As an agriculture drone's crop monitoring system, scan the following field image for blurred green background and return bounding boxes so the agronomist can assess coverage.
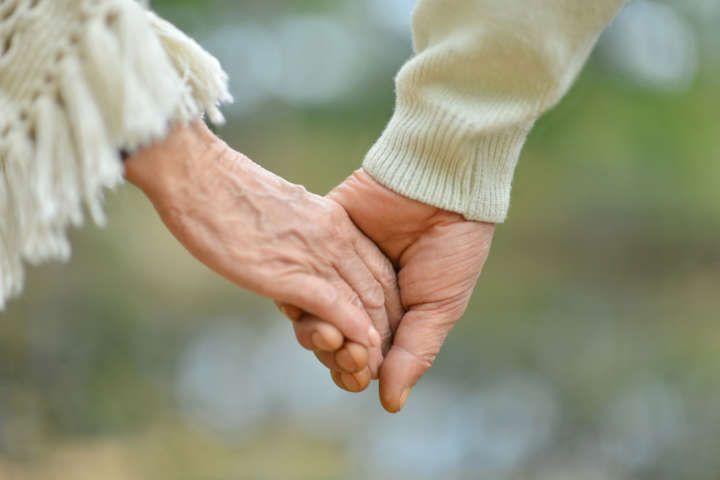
[2,0,720,478]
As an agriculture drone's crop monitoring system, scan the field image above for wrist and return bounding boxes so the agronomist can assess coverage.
[354,169,489,228]
[331,169,495,260]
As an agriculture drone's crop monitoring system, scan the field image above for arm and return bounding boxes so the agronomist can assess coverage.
[308,1,626,411]
[2,1,400,370]
[365,0,626,223]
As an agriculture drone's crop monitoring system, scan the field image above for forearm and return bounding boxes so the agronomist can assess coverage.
[364,0,625,223]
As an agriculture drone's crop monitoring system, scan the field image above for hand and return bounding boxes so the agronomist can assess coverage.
[124,123,401,353]
[320,169,495,412]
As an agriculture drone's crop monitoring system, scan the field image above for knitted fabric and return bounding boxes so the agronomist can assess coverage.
[0,0,231,308]
[363,0,626,222]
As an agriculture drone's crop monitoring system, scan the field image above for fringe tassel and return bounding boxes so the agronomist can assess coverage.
[148,12,233,125]
[0,0,231,309]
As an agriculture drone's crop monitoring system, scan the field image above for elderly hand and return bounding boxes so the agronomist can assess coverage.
[125,123,402,354]
[308,169,495,412]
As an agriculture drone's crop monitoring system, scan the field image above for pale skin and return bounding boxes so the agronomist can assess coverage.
[126,121,495,413]
[291,171,495,412]
[124,122,403,363]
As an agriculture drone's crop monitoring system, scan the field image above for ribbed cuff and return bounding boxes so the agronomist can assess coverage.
[363,105,531,223]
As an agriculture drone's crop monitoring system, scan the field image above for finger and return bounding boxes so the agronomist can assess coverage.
[315,350,340,370]
[279,275,374,347]
[335,342,369,373]
[313,342,369,374]
[295,312,381,376]
[367,345,383,379]
[296,316,377,376]
[275,302,303,321]
[353,234,404,353]
[378,309,458,413]
[293,316,344,352]
[331,368,372,393]
[333,255,385,348]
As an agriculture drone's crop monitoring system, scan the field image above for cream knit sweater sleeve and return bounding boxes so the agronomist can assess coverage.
[0,0,231,308]
[364,0,625,223]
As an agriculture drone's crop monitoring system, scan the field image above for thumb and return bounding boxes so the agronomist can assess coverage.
[378,308,457,413]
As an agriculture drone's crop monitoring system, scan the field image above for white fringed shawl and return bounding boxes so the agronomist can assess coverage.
[0,0,231,308]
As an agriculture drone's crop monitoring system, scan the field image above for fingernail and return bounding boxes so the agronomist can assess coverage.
[398,388,412,411]
[368,327,382,347]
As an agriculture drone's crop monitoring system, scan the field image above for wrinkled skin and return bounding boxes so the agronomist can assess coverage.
[125,122,402,352]
[299,169,495,412]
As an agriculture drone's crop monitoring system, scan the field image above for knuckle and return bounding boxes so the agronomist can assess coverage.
[347,292,363,310]
[422,353,438,370]
[398,344,437,371]
[361,283,385,309]
[422,354,437,371]
[306,281,339,311]
[377,262,397,289]
[416,350,438,370]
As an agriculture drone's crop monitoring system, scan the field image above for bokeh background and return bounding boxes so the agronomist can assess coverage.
[2,0,720,478]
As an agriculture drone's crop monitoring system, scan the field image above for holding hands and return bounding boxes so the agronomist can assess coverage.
[126,123,495,413]
[291,170,495,412]
[126,122,401,354]
[0,0,625,418]
[326,171,495,412]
